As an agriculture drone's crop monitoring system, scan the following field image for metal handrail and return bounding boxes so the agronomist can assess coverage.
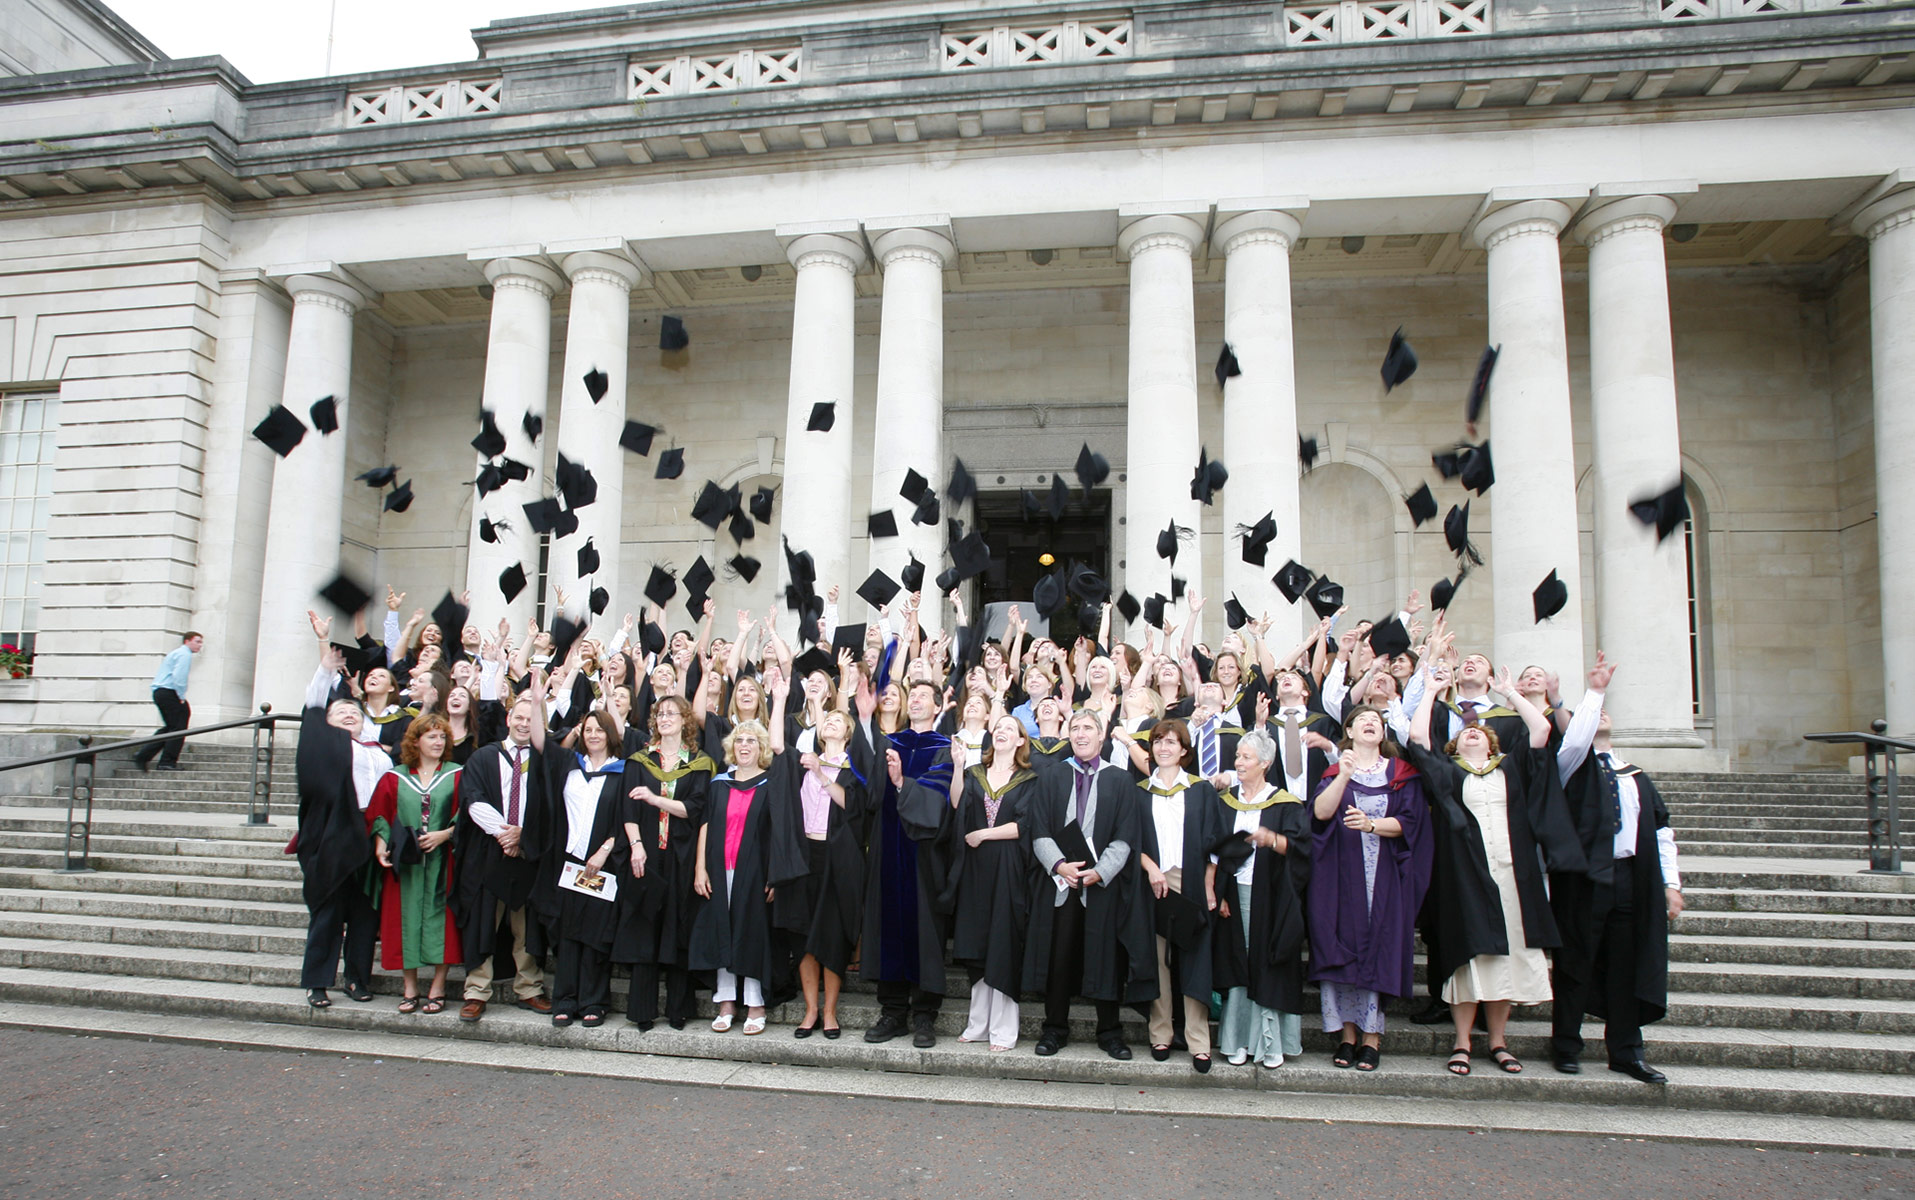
[0,705,296,873]
[1805,719,1911,874]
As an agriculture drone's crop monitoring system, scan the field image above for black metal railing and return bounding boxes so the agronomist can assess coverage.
[1805,720,1912,874]
[0,706,295,872]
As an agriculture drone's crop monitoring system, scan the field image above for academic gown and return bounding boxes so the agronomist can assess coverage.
[293,703,374,911]
[687,760,808,995]
[366,766,463,970]
[949,766,1039,997]
[1028,734,1071,777]
[1137,772,1228,1005]
[366,704,415,753]
[866,726,962,992]
[1266,709,1343,797]
[1306,758,1433,1000]
[532,752,630,953]
[451,741,550,965]
[1210,788,1314,1014]
[1021,762,1159,1006]
[771,739,873,977]
[613,745,714,967]
[1405,739,1583,988]
[1430,700,1528,758]
[1564,757,1674,1028]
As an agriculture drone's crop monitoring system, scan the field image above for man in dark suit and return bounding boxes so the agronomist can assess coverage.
[454,690,552,1021]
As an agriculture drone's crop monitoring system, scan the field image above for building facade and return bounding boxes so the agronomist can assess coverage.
[0,0,1912,768]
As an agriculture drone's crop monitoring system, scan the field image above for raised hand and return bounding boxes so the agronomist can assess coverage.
[308,610,332,641]
[886,748,903,788]
[386,586,405,611]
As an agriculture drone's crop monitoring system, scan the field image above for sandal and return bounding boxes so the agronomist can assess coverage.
[397,995,421,1014]
[343,982,372,1003]
[552,1012,573,1028]
[1447,1049,1473,1076]
[1355,1044,1381,1072]
[742,1015,767,1035]
[421,996,447,1015]
[307,988,331,1009]
[581,1012,604,1028]
[1490,1046,1523,1074]
[711,1012,735,1033]
[1332,1041,1357,1068]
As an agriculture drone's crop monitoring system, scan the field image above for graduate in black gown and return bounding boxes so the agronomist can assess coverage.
[945,713,1040,1052]
[689,718,808,1034]
[617,694,713,1031]
[1026,694,1072,775]
[1136,719,1227,1072]
[294,617,388,1009]
[530,704,630,1027]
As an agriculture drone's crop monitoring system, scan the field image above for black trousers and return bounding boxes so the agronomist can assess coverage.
[301,882,376,990]
[875,978,943,1023]
[627,961,694,1024]
[137,688,190,766]
[552,937,611,1017]
[1042,896,1121,1040]
[1550,858,1646,1065]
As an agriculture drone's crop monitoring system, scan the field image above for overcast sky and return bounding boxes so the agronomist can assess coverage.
[108,0,624,83]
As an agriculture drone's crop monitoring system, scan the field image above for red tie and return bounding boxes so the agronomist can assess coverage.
[506,747,523,826]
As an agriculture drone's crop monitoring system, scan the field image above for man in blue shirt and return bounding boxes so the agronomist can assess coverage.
[136,631,203,772]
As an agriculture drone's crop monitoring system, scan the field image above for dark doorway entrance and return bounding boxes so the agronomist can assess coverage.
[973,488,1113,648]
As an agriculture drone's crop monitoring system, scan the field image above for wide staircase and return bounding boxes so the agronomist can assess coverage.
[0,746,1909,1147]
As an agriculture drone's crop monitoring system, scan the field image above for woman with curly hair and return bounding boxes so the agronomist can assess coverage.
[367,713,463,1014]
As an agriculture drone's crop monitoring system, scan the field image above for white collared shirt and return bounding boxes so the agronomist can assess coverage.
[468,739,533,836]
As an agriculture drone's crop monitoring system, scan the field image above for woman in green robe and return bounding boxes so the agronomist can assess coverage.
[369,713,463,1013]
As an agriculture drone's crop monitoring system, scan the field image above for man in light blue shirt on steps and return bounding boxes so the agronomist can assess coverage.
[136,631,203,772]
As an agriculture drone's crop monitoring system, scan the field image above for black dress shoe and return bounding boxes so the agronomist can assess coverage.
[668,1017,687,1031]
[794,1021,816,1040]
[629,1019,654,1032]
[1553,1057,1581,1075]
[864,1014,908,1044]
[1409,998,1450,1026]
[822,1025,841,1040]
[1100,1038,1132,1062]
[1035,1032,1066,1057]
[912,1017,937,1049]
[1609,1059,1667,1085]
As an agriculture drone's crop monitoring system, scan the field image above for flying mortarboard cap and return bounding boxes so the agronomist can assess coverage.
[498,562,528,602]
[1214,343,1241,389]
[643,565,677,608]
[309,395,339,435]
[900,554,925,593]
[684,556,715,600]
[1629,480,1691,543]
[548,613,585,665]
[583,368,609,403]
[950,531,991,581]
[934,566,961,593]
[1239,512,1277,567]
[590,586,610,616]
[474,462,505,498]
[1467,344,1500,426]
[1046,474,1069,522]
[1142,594,1167,630]
[1020,488,1043,523]
[357,465,398,488]
[498,457,532,483]
[912,492,940,527]
[691,481,729,530]
[522,412,543,443]
[659,314,689,352]
[728,511,754,543]
[829,622,868,658]
[1368,617,1411,658]
[946,516,965,546]
[655,447,685,480]
[555,454,598,509]
[251,404,307,457]
[1073,443,1109,497]
[749,486,775,523]
[1116,590,1141,624]
[619,421,656,456]
[1459,441,1494,496]
[728,554,762,583]
[522,497,562,534]
[317,571,373,615]
[947,458,977,505]
[1191,447,1229,505]
[793,644,836,681]
[432,591,469,641]
[383,480,415,513]
[1170,576,1187,602]
[783,537,816,589]
[478,516,505,544]
[1299,435,1320,472]
[1274,559,1315,605]
[1444,502,1483,566]
[576,538,600,577]
[806,401,835,432]
[1156,521,1183,564]
[1432,448,1463,480]
[1068,562,1110,606]
[899,469,930,505]
[1032,569,1067,619]
[1405,483,1438,527]
[1077,601,1103,633]
[1224,595,1250,631]
[552,507,579,538]
[1380,326,1419,391]
[867,508,899,539]
[1304,575,1344,620]
[683,588,707,622]
[857,569,901,610]
[1431,569,1465,612]
[1533,569,1568,623]
[471,410,507,458]
[638,616,665,656]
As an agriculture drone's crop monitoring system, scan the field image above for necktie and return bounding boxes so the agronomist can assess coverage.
[1282,710,1304,779]
[1200,720,1219,777]
[506,746,523,826]
[1073,763,1094,825]
[1461,699,1481,727]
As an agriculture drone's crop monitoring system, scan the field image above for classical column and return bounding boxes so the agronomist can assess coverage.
[1575,193,1702,748]
[1117,210,1206,632]
[252,270,374,710]
[1469,199,1584,679]
[1216,203,1306,646]
[549,243,642,611]
[866,219,954,630]
[465,251,564,628]
[1854,182,1915,734]
[775,223,866,635]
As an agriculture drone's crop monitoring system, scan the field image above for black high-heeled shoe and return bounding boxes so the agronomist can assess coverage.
[822,1024,842,1040]
[794,1019,818,1039]
[1332,1041,1357,1068]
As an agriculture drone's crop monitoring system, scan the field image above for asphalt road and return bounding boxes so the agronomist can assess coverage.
[2,1029,1910,1200]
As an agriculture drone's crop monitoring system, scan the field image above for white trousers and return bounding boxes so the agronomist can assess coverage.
[961,978,1019,1049]
[713,869,764,1006]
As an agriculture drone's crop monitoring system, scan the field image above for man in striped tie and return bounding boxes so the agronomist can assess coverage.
[455,681,553,1022]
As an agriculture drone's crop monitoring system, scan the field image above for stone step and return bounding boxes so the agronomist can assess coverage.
[1663,959,1915,1002]
[1670,932,1915,969]
[1677,841,1872,862]
[0,886,308,928]
[0,911,303,956]
[1681,866,1915,893]
[1668,824,1869,842]
[1684,888,1915,918]
[0,847,303,882]
[0,830,290,862]
[1,968,1912,1121]
[0,865,305,905]
[0,795,273,816]
[1675,910,1915,943]
[0,813,291,842]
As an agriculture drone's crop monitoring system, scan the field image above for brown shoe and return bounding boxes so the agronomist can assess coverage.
[517,995,553,1014]
[459,999,486,1023]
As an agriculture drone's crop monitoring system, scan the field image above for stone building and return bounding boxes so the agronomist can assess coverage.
[0,0,1911,769]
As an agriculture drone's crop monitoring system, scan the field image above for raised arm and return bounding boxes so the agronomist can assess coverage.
[1410,660,1446,750]
[1496,665,1551,749]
